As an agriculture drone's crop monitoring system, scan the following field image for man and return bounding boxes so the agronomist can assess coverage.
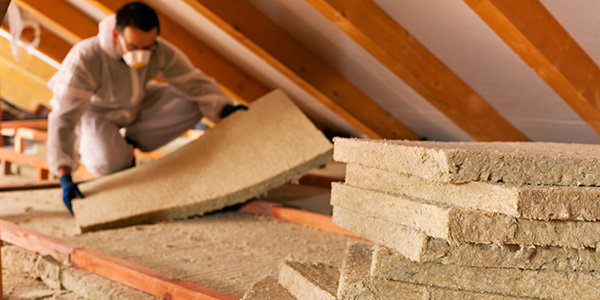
[47,2,246,214]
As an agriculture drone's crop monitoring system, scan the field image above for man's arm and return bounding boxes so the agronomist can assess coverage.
[156,39,234,121]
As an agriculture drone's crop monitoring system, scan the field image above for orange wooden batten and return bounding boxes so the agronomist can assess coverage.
[239,200,364,240]
[0,219,74,263]
[71,247,239,300]
[0,220,239,299]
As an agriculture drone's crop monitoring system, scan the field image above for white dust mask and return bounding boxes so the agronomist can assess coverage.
[118,35,152,69]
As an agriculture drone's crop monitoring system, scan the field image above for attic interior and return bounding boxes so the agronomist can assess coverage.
[2,0,600,299]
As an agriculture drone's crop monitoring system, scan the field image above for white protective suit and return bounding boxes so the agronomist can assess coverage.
[47,14,232,176]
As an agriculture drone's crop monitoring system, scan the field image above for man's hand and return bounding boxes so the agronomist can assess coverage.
[59,174,84,215]
[220,104,248,119]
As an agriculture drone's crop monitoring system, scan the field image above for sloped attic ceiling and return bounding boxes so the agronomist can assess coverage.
[2,0,600,144]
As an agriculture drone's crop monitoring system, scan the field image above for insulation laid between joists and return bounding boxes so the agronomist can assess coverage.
[73,90,333,232]
[334,138,600,186]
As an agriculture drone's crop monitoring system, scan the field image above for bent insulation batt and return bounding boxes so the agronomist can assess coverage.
[73,90,333,232]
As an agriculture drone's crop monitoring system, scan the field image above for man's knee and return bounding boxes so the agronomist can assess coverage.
[82,153,134,176]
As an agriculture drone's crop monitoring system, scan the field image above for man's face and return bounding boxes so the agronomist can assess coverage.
[113,26,158,54]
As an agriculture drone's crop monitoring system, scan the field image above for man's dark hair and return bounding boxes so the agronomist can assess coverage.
[116,2,160,34]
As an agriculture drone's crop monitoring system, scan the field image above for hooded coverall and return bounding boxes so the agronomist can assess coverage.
[47,14,232,176]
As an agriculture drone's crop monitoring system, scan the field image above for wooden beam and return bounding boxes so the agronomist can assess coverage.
[0,57,52,113]
[71,247,239,300]
[183,0,418,139]
[306,0,529,141]
[12,0,82,44]
[0,219,74,263]
[0,37,53,112]
[1,24,71,62]
[239,200,364,239]
[0,220,238,299]
[0,33,56,79]
[97,0,270,104]
[465,0,600,137]
[0,119,47,129]
[15,0,97,42]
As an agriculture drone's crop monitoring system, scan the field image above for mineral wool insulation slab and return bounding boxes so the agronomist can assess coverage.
[278,260,338,300]
[372,244,600,299]
[241,276,295,300]
[338,243,529,300]
[73,90,333,231]
[346,163,600,221]
[332,183,600,249]
[334,206,600,272]
[334,137,600,186]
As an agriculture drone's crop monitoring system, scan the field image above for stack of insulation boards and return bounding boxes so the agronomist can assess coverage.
[328,138,600,300]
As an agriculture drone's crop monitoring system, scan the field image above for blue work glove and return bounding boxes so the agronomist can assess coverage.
[220,104,248,119]
[59,174,84,215]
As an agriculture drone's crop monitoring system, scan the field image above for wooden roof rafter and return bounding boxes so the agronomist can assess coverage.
[0,32,55,112]
[465,0,600,137]
[306,0,529,141]
[182,0,419,139]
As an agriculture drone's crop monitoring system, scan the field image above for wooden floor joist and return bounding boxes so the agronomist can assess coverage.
[71,247,239,300]
[0,219,73,263]
[0,219,239,299]
[239,200,364,239]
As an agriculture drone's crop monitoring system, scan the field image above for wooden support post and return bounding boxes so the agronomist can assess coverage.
[36,168,49,180]
[0,159,10,176]
[13,135,25,153]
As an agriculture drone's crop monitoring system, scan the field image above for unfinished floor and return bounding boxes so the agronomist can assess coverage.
[1,169,354,298]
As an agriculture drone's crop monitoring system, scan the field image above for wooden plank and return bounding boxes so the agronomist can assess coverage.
[0,148,48,168]
[184,0,419,140]
[1,119,47,129]
[307,0,528,142]
[271,207,364,239]
[0,219,73,263]
[0,180,61,191]
[465,0,600,137]
[18,0,97,41]
[0,54,53,113]
[12,0,82,44]
[1,25,70,63]
[98,0,270,104]
[0,148,94,179]
[238,200,282,217]
[70,247,239,300]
